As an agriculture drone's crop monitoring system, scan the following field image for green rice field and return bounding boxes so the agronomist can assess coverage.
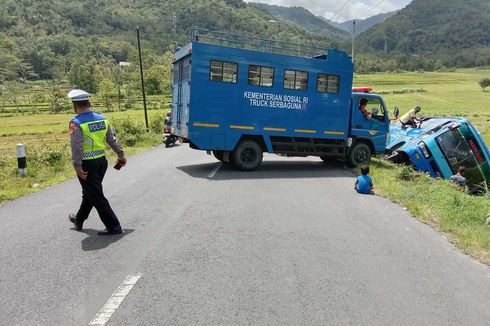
[0,109,165,154]
[354,69,490,143]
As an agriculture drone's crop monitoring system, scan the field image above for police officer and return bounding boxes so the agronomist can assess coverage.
[67,89,127,235]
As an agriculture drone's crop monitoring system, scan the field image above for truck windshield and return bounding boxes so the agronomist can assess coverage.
[436,127,487,190]
[365,98,386,122]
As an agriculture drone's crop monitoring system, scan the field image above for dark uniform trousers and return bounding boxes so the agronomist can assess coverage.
[76,156,120,229]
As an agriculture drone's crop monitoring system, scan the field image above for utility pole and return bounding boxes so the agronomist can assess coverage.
[172,12,177,52]
[137,26,149,132]
[172,12,176,34]
[351,20,356,63]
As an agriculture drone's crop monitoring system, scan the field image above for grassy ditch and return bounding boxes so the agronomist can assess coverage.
[369,158,490,265]
[0,115,165,203]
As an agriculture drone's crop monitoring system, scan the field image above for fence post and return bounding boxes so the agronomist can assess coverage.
[16,143,27,176]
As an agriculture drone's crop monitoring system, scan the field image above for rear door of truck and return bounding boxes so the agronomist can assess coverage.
[171,46,192,138]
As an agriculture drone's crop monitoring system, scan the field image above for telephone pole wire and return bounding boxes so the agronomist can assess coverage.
[137,27,149,132]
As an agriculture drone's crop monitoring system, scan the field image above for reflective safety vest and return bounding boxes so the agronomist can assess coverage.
[71,112,109,160]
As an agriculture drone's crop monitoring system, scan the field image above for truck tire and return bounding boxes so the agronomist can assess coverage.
[231,140,263,171]
[320,156,337,163]
[347,142,371,167]
[213,150,224,162]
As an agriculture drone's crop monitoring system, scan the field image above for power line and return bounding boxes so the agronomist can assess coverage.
[358,0,386,20]
[328,0,354,22]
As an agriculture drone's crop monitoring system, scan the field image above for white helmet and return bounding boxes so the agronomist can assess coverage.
[68,89,91,102]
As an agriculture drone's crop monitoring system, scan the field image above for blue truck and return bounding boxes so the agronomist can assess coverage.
[170,29,390,170]
[386,115,490,194]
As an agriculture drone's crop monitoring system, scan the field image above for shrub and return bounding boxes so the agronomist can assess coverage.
[0,154,17,178]
[397,165,416,181]
[479,78,490,91]
[150,114,165,134]
[27,144,68,166]
[111,118,145,146]
[124,134,138,147]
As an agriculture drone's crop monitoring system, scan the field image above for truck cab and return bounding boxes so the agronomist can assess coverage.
[350,91,390,159]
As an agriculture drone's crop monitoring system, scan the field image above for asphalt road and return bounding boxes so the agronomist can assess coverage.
[1,144,489,325]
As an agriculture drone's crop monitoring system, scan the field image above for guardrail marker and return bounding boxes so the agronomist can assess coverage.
[16,143,27,176]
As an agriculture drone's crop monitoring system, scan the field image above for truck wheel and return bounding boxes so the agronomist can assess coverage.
[213,150,224,162]
[231,140,263,171]
[320,156,336,163]
[347,142,371,167]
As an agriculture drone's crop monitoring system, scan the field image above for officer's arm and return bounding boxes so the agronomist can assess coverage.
[70,124,84,169]
[105,124,125,158]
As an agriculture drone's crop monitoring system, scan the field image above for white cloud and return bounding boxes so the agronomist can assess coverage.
[245,0,412,22]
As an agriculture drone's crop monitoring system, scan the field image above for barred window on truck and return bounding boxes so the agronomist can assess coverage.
[248,65,274,87]
[284,70,308,91]
[210,60,238,83]
[317,74,340,94]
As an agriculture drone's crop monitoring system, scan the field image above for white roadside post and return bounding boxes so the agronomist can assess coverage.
[16,143,27,176]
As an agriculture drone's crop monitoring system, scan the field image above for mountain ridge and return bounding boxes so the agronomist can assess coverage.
[357,0,490,67]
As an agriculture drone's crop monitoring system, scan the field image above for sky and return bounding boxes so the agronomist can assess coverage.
[244,0,413,23]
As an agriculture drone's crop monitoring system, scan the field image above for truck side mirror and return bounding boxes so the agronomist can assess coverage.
[393,106,399,119]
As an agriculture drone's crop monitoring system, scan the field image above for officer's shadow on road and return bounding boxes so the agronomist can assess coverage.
[75,229,135,251]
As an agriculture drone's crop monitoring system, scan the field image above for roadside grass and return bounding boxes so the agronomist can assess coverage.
[369,158,490,265]
[0,112,166,203]
[355,69,490,264]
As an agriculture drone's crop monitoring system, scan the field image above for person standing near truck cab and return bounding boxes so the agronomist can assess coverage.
[400,106,422,128]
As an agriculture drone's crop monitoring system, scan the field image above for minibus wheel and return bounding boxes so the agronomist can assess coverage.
[231,140,263,171]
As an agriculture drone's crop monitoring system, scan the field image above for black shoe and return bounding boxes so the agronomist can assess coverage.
[68,213,83,231]
[97,225,123,235]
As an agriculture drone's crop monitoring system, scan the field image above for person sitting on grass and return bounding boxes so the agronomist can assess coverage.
[355,165,374,194]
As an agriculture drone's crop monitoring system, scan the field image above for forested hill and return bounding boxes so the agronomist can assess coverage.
[0,0,338,82]
[357,0,490,67]
[1,0,489,83]
[249,3,349,42]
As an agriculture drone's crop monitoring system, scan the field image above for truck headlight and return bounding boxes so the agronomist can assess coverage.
[418,142,430,158]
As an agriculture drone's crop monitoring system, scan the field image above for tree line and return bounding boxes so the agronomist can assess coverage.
[0,0,488,91]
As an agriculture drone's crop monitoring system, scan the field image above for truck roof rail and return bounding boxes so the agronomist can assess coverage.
[185,27,327,58]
